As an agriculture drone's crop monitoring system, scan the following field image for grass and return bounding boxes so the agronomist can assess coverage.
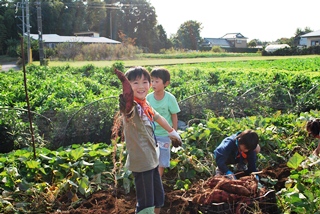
[29,55,320,68]
[0,55,18,63]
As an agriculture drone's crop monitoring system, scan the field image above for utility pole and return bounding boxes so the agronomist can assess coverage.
[36,0,44,65]
[22,0,25,36]
[109,10,112,39]
[15,2,25,36]
[26,0,31,63]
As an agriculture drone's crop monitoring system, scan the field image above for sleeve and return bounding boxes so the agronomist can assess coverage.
[214,136,236,174]
[168,92,180,114]
[245,150,257,175]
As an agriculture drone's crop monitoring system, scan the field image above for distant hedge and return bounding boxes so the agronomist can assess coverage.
[262,46,320,56]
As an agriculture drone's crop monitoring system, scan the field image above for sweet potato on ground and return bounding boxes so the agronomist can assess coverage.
[207,176,246,188]
[204,189,243,204]
[219,183,251,196]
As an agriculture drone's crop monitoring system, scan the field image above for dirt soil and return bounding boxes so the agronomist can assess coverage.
[50,164,290,214]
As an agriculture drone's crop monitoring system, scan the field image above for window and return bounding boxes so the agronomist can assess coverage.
[237,40,242,44]
[311,40,319,46]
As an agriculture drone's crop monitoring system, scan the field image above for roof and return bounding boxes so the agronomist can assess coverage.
[221,33,248,39]
[28,34,121,44]
[203,38,230,47]
[301,29,320,38]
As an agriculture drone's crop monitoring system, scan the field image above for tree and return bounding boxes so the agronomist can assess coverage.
[150,24,172,52]
[276,37,293,45]
[174,20,202,50]
[248,40,257,48]
[0,2,19,55]
[115,0,158,52]
[40,1,64,34]
[293,27,313,46]
[0,15,7,54]
[85,0,107,35]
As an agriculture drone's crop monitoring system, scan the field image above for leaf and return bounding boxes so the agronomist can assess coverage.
[59,163,71,169]
[80,160,94,166]
[39,154,52,161]
[78,176,90,196]
[303,189,314,201]
[70,147,84,161]
[123,177,131,194]
[93,160,106,173]
[25,160,40,169]
[18,179,33,191]
[287,152,305,169]
[170,159,179,168]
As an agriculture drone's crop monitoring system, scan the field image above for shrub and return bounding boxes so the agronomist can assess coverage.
[211,46,224,53]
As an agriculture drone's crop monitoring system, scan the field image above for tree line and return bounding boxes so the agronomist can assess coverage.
[0,0,203,56]
[0,0,313,56]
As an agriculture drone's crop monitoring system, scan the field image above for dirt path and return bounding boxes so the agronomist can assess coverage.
[1,62,20,71]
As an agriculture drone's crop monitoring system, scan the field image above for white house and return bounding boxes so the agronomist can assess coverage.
[28,33,121,48]
[301,29,320,47]
[202,32,248,49]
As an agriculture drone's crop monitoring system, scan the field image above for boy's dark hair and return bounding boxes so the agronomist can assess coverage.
[236,129,259,151]
[306,118,320,137]
[150,68,170,84]
[125,66,151,83]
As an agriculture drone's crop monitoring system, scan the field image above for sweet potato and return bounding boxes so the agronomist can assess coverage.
[193,193,208,204]
[203,189,242,204]
[207,176,246,188]
[114,68,134,114]
[219,183,251,196]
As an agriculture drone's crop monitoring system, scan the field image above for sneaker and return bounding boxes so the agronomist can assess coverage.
[215,167,222,176]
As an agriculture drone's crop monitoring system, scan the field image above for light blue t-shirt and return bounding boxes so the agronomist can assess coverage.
[147,91,180,136]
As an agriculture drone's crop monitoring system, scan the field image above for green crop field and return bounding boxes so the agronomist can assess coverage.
[0,55,320,213]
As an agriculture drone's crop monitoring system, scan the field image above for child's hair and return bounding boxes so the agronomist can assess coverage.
[150,68,170,85]
[236,129,259,151]
[306,118,320,137]
[125,66,151,83]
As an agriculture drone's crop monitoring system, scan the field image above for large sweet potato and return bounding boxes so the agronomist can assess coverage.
[203,189,242,204]
[219,183,251,196]
[114,68,134,114]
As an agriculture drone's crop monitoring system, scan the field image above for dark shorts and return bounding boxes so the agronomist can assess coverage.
[132,166,164,213]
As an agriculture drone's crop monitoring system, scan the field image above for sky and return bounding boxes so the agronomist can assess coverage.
[148,0,320,42]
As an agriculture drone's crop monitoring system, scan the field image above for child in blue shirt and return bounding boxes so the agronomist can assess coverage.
[214,129,260,179]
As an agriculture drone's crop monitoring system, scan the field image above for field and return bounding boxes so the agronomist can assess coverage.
[1,55,320,213]
[31,54,319,68]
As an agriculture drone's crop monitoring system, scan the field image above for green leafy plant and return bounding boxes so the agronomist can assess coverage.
[278,153,320,214]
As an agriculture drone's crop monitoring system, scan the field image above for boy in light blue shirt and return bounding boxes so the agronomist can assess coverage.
[147,67,181,177]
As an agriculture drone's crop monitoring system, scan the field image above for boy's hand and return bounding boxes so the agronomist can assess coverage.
[225,170,236,180]
[168,129,182,147]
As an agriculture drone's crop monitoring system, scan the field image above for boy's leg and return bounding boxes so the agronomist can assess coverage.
[158,167,164,177]
[156,136,171,177]
[153,166,164,213]
[133,167,164,213]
